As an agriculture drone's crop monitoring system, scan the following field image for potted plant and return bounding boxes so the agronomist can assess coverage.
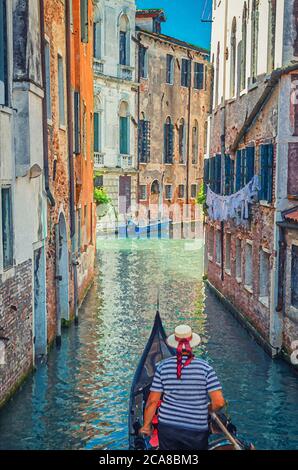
[94,187,111,218]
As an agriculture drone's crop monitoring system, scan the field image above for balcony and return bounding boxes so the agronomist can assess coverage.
[94,152,105,168]
[93,60,104,76]
[117,154,133,169]
[118,65,134,81]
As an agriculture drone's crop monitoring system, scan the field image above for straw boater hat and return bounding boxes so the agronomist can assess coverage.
[167,325,201,349]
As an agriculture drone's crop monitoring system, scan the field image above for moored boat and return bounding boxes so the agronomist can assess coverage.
[128,311,254,451]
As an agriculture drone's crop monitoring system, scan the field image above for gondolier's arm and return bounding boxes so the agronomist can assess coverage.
[208,390,225,412]
[139,391,162,436]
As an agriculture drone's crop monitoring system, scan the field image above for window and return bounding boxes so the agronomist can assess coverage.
[45,41,51,119]
[288,142,298,196]
[214,154,221,194]
[166,54,174,84]
[58,55,65,126]
[192,121,199,164]
[245,243,253,290]
[216,230,222,265]
[291,245,298,308]
[139,46,148,79]
[164,117,174,164]
[179,118,186,164]
[240,3,247,90]
[94,175,103,188]
[267,0,276,73]
[224,155,235,195]
[203,159,210,191]
[230,18,237,97]
[209,227,214,260]
[138,113,150,163]
[259,249,270,304]
[80,0,88,43]
[235,146,255,191]
[236,238,242,279]
[225,233,231,272]
[119,101,129,155]
[181,58,191,87]
[251,0,259,82]
[93,8,102,59]
[119,15,129,66]
[74,91,80,154]
[194,63,204,90]
[165,185,172,200]
[139,185,147,201]
[0,0,8,105]
[178,184,185,199]
[191,184,197,199]
[259,144,273,202]
[1,187,13,269]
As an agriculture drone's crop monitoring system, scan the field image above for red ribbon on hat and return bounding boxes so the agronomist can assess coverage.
[175,335,194,380]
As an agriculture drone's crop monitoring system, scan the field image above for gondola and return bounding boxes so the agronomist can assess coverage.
[129,311,254,451]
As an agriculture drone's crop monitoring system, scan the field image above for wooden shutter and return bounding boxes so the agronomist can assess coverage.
[236,150,242,191]
[210,157,216,191]
[225,155,231,195]
[195,63,204,90]
[1,187,13,269]
[267,144,274,203]
[74,91,81,154]
[168,124,174,163]
[204,159,210,191]
[246,146,255,183]
[94,112,99,153]
[215,154,221,194]
[260,145,268,201]
[144,120,150,161]
[120,116,128,154]
[80,0,88,43]
[120,32,126,65]
[0,0,7,105]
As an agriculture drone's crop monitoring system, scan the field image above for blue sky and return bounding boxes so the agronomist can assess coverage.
[136,0,212,50]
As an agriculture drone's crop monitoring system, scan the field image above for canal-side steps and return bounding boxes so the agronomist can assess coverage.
[205,280,297,369]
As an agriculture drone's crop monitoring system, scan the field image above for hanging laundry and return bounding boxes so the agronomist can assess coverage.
[206,176,260,224]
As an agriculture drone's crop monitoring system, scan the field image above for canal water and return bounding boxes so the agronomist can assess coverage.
[0,238,297,450]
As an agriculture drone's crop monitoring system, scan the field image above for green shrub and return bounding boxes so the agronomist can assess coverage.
[196,184,206,205]
[94,187,111,205]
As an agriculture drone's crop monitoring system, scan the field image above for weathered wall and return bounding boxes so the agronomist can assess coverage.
[138,31,211,215]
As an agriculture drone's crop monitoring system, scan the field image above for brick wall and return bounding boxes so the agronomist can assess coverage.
[0,260,33,406]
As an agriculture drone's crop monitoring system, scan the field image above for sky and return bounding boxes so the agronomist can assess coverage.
[136,0,212,51]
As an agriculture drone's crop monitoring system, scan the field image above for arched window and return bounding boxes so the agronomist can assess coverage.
[240,3,247,90]
[230,17,237,97]
[94,6,103,60]
[251,0,259,82]
[267,0,276,73]
[119,14,130,66]
[151,180,160,195]
[192,120,199,164]
[179,118,186,164]
[164,117,174,164]
[119,101,129,155]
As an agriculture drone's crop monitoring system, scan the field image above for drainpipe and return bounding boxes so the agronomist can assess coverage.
[65,0,78,324]
[39,0,55,208]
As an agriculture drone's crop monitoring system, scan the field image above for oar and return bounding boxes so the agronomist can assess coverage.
[211,412,242,451]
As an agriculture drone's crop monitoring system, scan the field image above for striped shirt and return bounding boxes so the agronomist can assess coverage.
[150,356,222,431]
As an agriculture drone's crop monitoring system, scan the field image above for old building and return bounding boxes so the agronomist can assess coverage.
[205,0,298,361]
[93,0,138,218]
[43,0,95,345]
[136,9,211,224]
[0,0,47,405]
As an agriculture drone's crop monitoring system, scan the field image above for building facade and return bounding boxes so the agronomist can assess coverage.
[205,0,298,361]
[43,0,95,345]
[93,0,138,218]
[136,9,211,224]
[0,0,47,406]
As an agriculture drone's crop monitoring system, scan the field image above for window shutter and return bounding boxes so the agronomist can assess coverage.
[74,91,80,154]
[240,149,246,187]
[80,0,88,43]
[210,157,215,191]
[120,116,128,154]
[204,159,210,190]
[236,150,242,191]
[260,145,268,201]
[195,63,204,90]
[144,120,150,161]
[215,154,221,193]
[225,154,231,195]
[120,32,126,65]
[169,124,174,162]
[94,112,99,152]
[187,60,191,86]
[246,146,255,183]
[0,0,7,105]
[164,123,168,163]
[267,144,274,203]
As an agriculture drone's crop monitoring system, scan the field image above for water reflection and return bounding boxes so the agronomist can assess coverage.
[0,239,297,450]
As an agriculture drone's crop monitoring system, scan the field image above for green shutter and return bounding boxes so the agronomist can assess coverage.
[246,146,255,183]
[120,116,128,154]
[267,144,274,203]
[94,112,99,152]
[236,150,242,191]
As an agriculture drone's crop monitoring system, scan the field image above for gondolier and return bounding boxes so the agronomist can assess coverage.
[139,324,225,450]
